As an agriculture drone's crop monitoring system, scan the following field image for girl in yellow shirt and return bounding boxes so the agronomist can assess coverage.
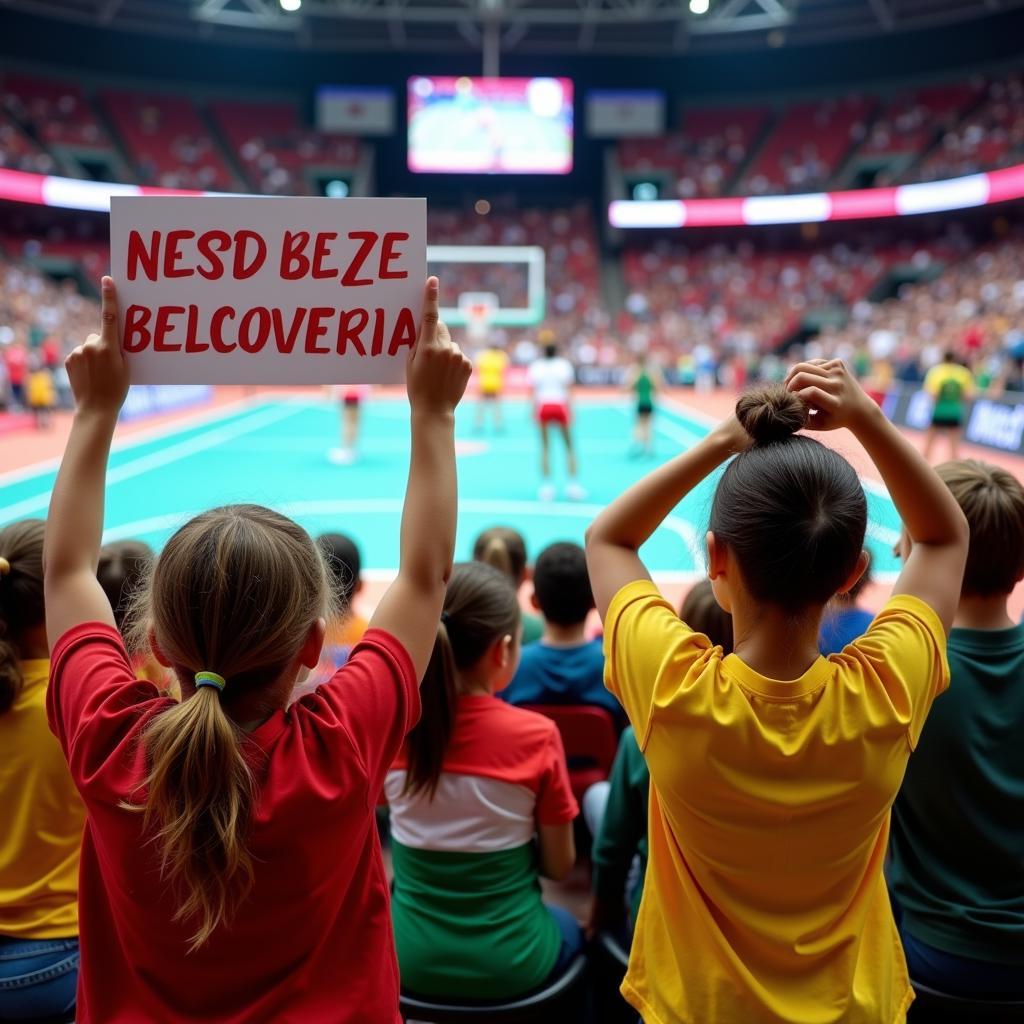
[586,361,969,1024]
[0,520,84,1020]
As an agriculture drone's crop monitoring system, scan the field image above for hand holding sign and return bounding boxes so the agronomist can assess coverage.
[65,276,131,416]
[407,277,473,415]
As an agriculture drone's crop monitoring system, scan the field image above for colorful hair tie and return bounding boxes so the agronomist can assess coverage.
[194,671,226,693]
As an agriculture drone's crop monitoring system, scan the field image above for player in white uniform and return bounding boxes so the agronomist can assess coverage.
[527,342,585,501]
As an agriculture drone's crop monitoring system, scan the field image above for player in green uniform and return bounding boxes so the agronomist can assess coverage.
[626,355,664,458]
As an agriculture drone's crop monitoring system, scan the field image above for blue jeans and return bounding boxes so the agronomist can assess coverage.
[900,927,1024,999]
[0,936,78,1021]
[544,904,585,982]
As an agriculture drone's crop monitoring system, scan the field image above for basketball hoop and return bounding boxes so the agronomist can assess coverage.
[458,291,499,345]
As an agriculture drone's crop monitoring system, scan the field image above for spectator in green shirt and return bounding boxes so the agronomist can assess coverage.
[587,579,733,938]
[890,459,1024,997]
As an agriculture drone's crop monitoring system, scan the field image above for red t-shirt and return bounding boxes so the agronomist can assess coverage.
[47,622,419,1023]
[5,346,27,386]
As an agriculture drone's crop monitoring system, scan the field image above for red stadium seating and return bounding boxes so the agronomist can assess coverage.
[522,705,619,802]
[102,91,236,191]
[3,73,112,152]
[210,98,362,196]
[742,97,874,194]
[619,106,766,198]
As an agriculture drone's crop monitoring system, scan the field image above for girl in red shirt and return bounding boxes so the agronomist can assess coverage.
[42,276,472,1023]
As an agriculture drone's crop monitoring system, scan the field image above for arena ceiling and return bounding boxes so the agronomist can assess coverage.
[4,0,1023,55]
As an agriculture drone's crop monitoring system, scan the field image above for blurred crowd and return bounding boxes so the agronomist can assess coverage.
[0,256,97,417]
[3,211,1024,419]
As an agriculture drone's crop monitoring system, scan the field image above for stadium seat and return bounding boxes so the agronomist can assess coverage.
[521,705,619,802]
[907,981,1024,1023]
[592,931,635,1024]
[399,952,587,1023]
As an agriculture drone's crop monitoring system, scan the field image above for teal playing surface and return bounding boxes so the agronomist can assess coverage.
[0,396,903,580]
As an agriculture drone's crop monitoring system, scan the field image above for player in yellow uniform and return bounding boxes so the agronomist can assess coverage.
[923,351,975,461]
[475,344,509,433]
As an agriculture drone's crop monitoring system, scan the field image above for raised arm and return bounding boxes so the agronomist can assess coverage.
[585,416,750,619]
[44,277,130,647]
[785,359,969,632]
[369,278,472,678]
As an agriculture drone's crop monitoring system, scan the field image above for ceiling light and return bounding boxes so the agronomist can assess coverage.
[689,0,709,13]
[280,0,302,11]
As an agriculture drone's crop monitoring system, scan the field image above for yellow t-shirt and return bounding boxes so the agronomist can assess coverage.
[26,369,56,409]
[0,660,84,938]
[603,581,949,1024]
[923,362,974,419]
[477,348,509,394]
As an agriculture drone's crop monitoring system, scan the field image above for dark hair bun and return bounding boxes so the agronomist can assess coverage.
[736,385,807,445]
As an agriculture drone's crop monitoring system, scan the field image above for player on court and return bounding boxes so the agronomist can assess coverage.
[328,385,369,465]
[626,353,664,458]
[474,342,509,433]
[528,342,584,502]
[922,351,974,462]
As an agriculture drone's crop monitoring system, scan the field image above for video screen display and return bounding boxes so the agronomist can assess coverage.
[408,76,573,175]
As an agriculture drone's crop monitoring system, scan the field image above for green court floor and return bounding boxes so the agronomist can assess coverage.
[0,396,903,580]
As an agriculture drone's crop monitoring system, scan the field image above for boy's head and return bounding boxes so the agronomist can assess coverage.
[532,541,594,626]
[317,532,363,609]
[936,459,1024,597]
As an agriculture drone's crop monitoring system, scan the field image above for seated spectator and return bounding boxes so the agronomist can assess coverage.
[587,579,733,940]
[501,541,623,727]
[818,551,874,654]
[96,540,153,635]
[0,519,83,1021]
[585,375,967,1023]
[890,460,1024,998]
[472,526,543,644]
[386,562,581,1000]
[96,539,168,689]
[318,531,369,667]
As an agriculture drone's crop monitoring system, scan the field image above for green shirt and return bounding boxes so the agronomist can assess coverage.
[634,370,655,407]
[391,842,560,999]
[890,624,1024,965]
[521,611,544,646]
[592,726,649,925]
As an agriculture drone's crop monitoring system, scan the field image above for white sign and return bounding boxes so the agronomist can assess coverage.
[110,196,426,385]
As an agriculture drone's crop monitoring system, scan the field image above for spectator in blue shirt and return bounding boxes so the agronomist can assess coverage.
[818,550,874,654]
[500,541,624,728]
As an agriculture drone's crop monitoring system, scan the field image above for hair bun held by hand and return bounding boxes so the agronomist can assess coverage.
[735,385,807,445]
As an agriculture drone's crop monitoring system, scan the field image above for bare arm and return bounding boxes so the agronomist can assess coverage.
[585,417,749,619]
[538,822,575,881]
[369,278,473,679]
[786,359,969,632]
[44,278,129,647]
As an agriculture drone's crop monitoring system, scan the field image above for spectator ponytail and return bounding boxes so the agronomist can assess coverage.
[404,562,521,799]
[0,520,46,715]
[472,526,529,588]
[125,504,332,951]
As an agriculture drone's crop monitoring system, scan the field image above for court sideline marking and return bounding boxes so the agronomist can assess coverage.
[0,403,301,523]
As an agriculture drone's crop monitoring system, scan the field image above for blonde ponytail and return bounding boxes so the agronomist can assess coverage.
[480,536,513,578]
[138,685,255,951]
[472,527,528,587]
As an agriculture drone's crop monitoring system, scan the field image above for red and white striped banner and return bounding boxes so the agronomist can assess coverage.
[609,163,1024,228]
[1,162,1022,227]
